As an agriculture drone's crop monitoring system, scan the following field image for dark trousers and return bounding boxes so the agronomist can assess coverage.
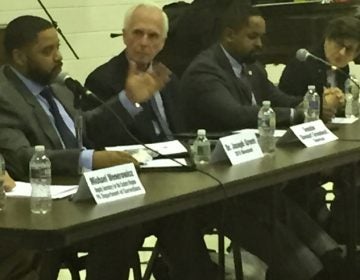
[197,189,339,280]
[37,226,142,280]
[38,210,216,280]
[0,247,40,280]
[143,211,217,280]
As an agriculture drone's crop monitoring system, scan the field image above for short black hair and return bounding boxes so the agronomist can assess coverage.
[324,16,360,42]
[4,15,53,57]
[220,3,262,35]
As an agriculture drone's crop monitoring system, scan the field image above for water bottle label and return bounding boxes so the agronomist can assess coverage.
[30,168,51,178]
[194,142,211,164]
[309,100,319,110]
[197,145,210,154]
[258,118,269,127]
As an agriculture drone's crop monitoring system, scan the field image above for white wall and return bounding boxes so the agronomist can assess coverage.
[0,0,190,83]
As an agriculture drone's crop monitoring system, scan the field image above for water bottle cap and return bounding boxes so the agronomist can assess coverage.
[308,85,316,90]
[197,129,206,136]
[262,100,271,106]
[34,145,45,152]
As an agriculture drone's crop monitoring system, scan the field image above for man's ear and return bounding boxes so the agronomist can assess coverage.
[122,28,128,46]
[12,49,27,67]
[355,46,360,58]
[223,27,236,44]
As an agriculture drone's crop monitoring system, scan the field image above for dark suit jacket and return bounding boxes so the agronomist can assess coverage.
[85,51,183,145]
[0,65,130,180]
[178,44,302,132]
[278,44,349,98]
[0,247,39,280]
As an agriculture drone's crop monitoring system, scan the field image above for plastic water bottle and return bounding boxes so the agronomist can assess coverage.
[0,154,6,211]
[193,129,211,164]
[345,93,353,118]
[345,76,359,117]
[258,100,276,153]
[303,85,320,122]
[30,145,52,214]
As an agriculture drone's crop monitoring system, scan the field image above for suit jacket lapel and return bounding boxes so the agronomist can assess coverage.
[51,84,77,119]
[214,45,253,104]
[3,66,63,148]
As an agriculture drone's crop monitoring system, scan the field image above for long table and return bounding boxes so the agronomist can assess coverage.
[1,127,360,249]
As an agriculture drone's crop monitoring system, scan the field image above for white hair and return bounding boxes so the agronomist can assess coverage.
[123,1,169,38]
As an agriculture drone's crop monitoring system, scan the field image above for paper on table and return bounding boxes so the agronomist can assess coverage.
[232,129,287,138]
[105,140,188,156]
[331,117,358,124]
[140,158,188,168]
[6,181,78,199]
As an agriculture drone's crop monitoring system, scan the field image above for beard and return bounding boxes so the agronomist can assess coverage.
[230,49,261,64]
[241,51,259,64]
[26,59,62,86]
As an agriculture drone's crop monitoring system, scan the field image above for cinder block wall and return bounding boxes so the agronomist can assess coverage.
[0,0,188,83]
[2,1,360,84]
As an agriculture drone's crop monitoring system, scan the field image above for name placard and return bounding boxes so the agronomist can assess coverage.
[290,120,338,147]
[211,131,263,165]
[83,163,145,204]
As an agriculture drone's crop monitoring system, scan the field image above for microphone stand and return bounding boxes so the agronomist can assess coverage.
[73,88,84,174]
[309,54,360,89]
[110,33,123,38]
[337,69,360,90]
[37,0,80,59]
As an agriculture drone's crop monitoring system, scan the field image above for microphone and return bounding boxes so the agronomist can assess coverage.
[295,48,310,62]
[55,72,93,97]
[296,48,360,89]
[296,48,336,69]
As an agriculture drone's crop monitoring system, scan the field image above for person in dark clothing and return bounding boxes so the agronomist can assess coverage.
[85,2,185,146]
[0,11,217,280]
[279,16,360,110]
[179,3,351,279]
[279,16,360,242]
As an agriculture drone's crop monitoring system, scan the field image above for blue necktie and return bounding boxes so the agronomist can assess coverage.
[40,87,78,148]
[149,97,174,140]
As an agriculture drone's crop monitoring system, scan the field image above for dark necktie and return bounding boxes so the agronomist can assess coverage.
[239,67,257,105]
[40,87,78,148]
[149,97,174,140]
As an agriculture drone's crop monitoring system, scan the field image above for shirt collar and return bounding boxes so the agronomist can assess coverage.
[10,66,46,96]
[220,45,243,78]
